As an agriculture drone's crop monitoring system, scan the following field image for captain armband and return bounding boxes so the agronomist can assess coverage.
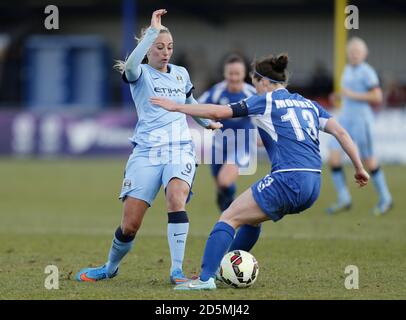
[229,100,249,118]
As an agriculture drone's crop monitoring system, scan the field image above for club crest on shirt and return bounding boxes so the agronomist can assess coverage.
[176,75,183,83]
[123,179,132,189]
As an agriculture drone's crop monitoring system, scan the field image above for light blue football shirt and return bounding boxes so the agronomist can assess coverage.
[124,63,195,148]
[341,62,379,119]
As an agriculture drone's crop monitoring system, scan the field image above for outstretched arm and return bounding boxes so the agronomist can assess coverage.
[186,94,223,129]
[324,118,369,187]
[341,87,383,104]
[150,96,233,120]
[123,9,166,81]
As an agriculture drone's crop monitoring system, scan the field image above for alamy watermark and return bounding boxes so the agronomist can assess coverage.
[44,265,59,290]
[144,124,259,175]
[44,5,59,30]
[344,265,359,290]
[345,5,359,30]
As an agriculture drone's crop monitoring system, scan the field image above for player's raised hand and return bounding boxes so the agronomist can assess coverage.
[151,9,167,30]
[354,167,369,187]
[207,122,223,130]
[150,96,178,111]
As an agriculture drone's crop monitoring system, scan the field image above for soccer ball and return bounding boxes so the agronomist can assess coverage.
[219,250,259,288]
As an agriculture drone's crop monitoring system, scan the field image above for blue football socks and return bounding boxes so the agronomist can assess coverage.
[217,184,237,212]
[229,224,262,252]
[200,221,235,281]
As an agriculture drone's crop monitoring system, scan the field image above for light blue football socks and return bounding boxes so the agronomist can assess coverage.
[105,227,135,275]
[167,211,189,274]
[370,167,392,204]
[331,166,351,205]
[370,167,393,215]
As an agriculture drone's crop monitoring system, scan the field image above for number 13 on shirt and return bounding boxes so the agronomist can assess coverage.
[281,108,318,141]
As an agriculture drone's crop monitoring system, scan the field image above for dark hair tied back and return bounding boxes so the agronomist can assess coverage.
[271,55,288,73]
[253,53,289,83]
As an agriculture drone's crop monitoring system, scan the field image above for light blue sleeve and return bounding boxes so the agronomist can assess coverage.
[186,94,212,128]
[124,27,160,82]
[364,65,380,90]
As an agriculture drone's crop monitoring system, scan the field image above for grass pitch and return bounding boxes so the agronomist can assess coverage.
[0,158,405,299]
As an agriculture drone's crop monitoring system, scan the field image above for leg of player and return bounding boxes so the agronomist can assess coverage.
[326,150,352,214]
[166,178,191,284]
[175,188,270,290]
[364,157,393,215]
[228,223,262,252]
[221,138,261,251]
[76,197,148,282]
[216,162,262,260]
[216,163,239,212]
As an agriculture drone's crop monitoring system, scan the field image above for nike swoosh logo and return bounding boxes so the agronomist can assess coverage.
[80,273,96,282]
[174,232,187,237]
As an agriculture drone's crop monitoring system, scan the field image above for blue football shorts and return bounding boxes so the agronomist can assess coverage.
[251,171,321,222]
